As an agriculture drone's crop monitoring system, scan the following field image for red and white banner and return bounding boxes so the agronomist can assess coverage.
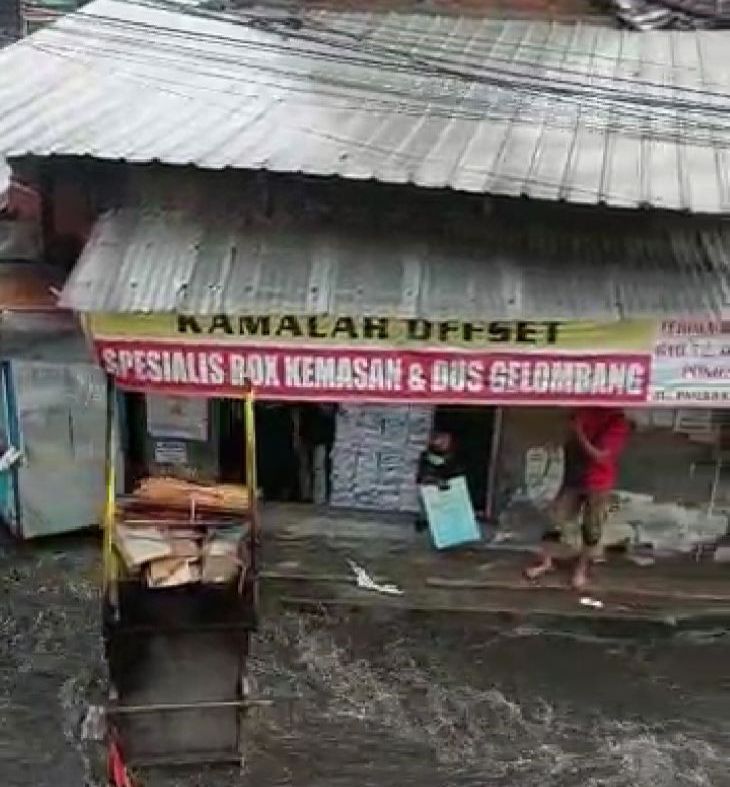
[96,339,650,405]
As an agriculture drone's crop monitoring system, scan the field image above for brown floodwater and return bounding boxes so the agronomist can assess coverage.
[1,536,729,787]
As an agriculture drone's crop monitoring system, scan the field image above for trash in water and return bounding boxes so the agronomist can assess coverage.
[713,546,730,564]
[347,560,403,595]
[80,704,106,741]
[628,554,656,567]
[579,596,604,610]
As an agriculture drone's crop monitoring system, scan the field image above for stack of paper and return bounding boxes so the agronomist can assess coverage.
[147,558,201,588]
[114,523,247,588]
[201,528,244,584]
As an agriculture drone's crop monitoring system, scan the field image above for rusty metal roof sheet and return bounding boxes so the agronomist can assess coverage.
[0,261,85,361]
[0,262,64,311]
[2,1,730,212]
[0,219,43,260]
[60,208,730,319]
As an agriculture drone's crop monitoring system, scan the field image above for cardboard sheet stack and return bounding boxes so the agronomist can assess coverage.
[114,477,249,589]
[330,405,433,512]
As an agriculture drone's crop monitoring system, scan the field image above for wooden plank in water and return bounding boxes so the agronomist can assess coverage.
[425,577,730,603]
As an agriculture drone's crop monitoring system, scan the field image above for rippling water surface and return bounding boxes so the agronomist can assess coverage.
[1,540,729,787]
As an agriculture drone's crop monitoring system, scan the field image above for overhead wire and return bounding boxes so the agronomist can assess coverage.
[3,0,730,204]
[81,0,730,106]
[26,31,730,148]
[3,37,660,204]
[21,2,730,145]
[119,0,724,76]
[25,15,728,136]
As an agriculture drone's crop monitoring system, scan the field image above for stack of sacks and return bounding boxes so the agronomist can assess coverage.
[330,405,432,512]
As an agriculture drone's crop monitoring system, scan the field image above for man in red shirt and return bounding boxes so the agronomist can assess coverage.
[525,407,630,591]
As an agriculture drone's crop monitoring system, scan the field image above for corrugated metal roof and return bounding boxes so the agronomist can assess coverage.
[60,208,730,319]
[1,1,730,212]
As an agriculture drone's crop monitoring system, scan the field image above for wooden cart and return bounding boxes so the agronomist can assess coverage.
[101,380,260,774]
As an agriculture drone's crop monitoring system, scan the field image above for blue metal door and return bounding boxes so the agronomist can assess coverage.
[0,361,20,535]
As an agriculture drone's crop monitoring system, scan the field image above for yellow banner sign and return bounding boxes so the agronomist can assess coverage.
[88,313,655,353]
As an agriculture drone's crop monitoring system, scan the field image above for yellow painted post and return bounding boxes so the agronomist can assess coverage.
[243,390,258,528]
[102,375,118,604]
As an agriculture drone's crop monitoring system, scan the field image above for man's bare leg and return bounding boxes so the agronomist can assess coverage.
[524,547,556,580]
[572,545,599,590]
[574,494,606,590]
[526,488,579,582]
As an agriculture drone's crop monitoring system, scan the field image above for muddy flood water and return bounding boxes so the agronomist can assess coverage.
[1,537,729,787]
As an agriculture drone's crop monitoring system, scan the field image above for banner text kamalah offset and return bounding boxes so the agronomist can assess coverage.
[177,314,562,345]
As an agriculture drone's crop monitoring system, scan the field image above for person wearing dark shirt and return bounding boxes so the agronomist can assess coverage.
[415,432,460,532]
[524,408,630,591]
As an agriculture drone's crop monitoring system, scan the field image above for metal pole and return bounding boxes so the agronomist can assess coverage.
[708,451,722,519]
[485,407,503,521]
[240,389,258,769]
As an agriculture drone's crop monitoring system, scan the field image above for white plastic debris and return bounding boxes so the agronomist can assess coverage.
[714,546,730,564]
[80,705,106,742]
[579,596,604,610]
[0,445,22,472]
[628,554,656,567]
[347,559,403,596]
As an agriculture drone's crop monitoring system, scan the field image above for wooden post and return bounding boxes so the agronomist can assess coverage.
[242,389,259,608]
[244,391,258,515]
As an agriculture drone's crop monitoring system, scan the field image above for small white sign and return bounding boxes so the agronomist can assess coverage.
[153,440,188,466]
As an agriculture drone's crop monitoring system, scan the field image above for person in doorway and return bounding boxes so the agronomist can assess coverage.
[524,407,630,591]
[414,432,461,532]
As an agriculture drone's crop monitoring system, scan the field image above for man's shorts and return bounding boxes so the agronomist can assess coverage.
[543,487,610,548]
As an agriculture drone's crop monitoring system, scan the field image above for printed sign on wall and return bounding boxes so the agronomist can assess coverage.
[650,321,730,406]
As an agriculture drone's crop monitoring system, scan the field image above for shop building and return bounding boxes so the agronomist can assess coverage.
[49,181,729,560]
[0,0,728,556]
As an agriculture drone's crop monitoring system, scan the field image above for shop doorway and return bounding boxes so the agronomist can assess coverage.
[432,406,496,514]
[219,401,336,504]
[122,396,496,515]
